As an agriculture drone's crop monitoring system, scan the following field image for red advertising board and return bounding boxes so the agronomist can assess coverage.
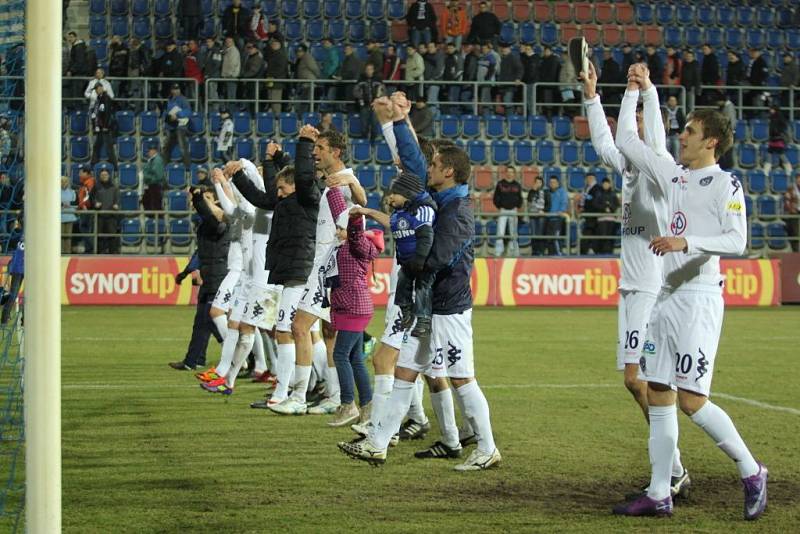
[779,253,800,304]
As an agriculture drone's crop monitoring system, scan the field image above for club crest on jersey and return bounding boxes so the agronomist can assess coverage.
[397,218,410,230]
[699,176,714,186]
[670,211,687,236]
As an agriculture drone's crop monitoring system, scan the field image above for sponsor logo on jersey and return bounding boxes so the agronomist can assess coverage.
[726,200,744,214]
[642,341,656,355]
[393,229,416,239]
[699,175,714,186]
[670,211,687,236]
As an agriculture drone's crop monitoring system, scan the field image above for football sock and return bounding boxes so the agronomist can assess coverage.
[407,377,428,425]
[455,381,496,455]
[647,405,679,501]
[371,374,394,425]
[215,328,240,378]
[430,388,461,449]
[672,447,685,478]
[252,328,267,373]
[211,315,228,342]
[452,382,476,438]
[264,334,278,373]
[325,365,341,404]
[312,340,328,388]
[290,365,312,404]
[272,343,296,402]
[370,379,414,450]
[690,401,759,479]
[226,332,255,389]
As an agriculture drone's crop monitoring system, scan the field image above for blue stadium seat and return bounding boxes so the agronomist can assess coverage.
[440,115,460,138]
[507,115,527,139]
[734,119,747,143]
[155,18,174,39]
[757,6,774,28]
[233,112,252,136]
[133,17,151,40]
[366,192,381,210]
[473,221,485,247]
[121,218,142,247]
[536,140,555,165]
[140,137,160,158]
[500,22,516,45]
[757,194,779,219]
[282,139,298,159]
[334,0,352,19]
[786,145,800,167]
[356,165,377,190]
[235,138,254,160]
[154,0,170,17]
[263,0,278,18]
[365,0,382,19]
[767,222,788,250]
[387,0,405,19]
[145,217,167,246]
[70,137,89,161]
[777,6,793,26]
[349,20,367,42]
[705,27,723,49]
[540,23,558,46]
[724,28,743,50]
[167,164,187,189]
[89,38,108,63]
[589,166,608,185]
[787,30,800,51]
[185,112,204,135]
[70,163,83,187]
[89,17,107,39]
[635,4,653,24]
[189,137,208,162]
[737,143,758,168]
[140,111,160,136]
[485,220,497,248]
[462,115,481,138]
[285,20,302,42]
[120,191,140,212]
[676,4,693,25]
[770,169,789,193]
[118,164,138,189]
[517,221,531,249]
[256,112,276,136]
[542,166,561,185]
[767,30,784,50]
[380,165,396,189]
[328,19,346,41]
[351,139,372,163]
[750,220,765,249]
[117,137,137,162]
[199,17,216,39]
[304,0,322,19]
[582,141,599,165]
[89,0,106,15]
[747,170,767,194]
[370,21,388,42]
[282,0,300,18]
[70,111,90,135]
[567,167,585,191]
[167,190,189,212]
[111,17,130,38]
[115,111,135,135]
[93,162,114,178]
[374,141,393,165]
[491,140,511,165]
[485,115,505,139]
[170,218,193,247]
[750,119,769,143]
[560,141,580,166]
[685,26,702,48]
[736,6,755,27]
[664,27,682,49]
[513,140,535,165]
[716,5,735,26]
[747,29,766,50]
[529,115,548,138]
[744,194,754,219]
[552,116,572,140]
[467,140,487,165]
[190,164,207,186]
[132,0,150,17]
[279,112,299,137]
[520,22,535,44]
[306,19,325,41]
[656,4,674,25]
[347,114,363,137]
[695,5,713,26]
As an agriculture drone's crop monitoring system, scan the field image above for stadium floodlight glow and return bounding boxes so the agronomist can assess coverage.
[24,0,63,531]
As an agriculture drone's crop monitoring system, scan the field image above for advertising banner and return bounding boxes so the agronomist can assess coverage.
[779,253,800,304]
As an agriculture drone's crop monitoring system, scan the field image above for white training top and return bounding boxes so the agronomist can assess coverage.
[584,86,667,294]
[214,180,255,272]
[314,167,355,265]
[616,89,747,291]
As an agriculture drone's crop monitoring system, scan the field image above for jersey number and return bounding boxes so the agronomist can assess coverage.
[675,353,693,375]
[624,330,640,350]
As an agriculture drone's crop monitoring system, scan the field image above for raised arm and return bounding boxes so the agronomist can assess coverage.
[212,168,238,216]
[230,159,276,210]
[325,185,347,222]
[295,128,321,207]
[350,206,390,229]
[581,62,626,174]
[347,218,379,261]
[640,78,669,158]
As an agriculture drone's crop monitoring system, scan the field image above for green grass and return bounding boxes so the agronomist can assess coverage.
[22,307,800,531]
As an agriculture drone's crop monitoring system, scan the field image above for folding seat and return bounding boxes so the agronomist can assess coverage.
[552,116,572,140]
[589,166,607,185]
[167,190,190,212]
[116,137,137,162]
[133,17,151,40]
[737,143,758,169]
[189,137,208,162]
[89,17,107,39]
[154,0,170,17]
[304,0,322,19]
[615,3,634,24]
[439,115,460,138]
[602,25,622,47]
[351,139,372,163]
[581,141,599,166]
[285,20,302,42]
[573,117,590,141]
[536,140,555,165]
[786,145,800,167]
[170,218,193,248]
[481,194,498,215]
[507,115,527,139]
[520,166,539,189]
[703,28,722,49]
[594,3,614,24]
[786,30,800,51]
[583,26,601,47]
[306,19,325,41]
[347,114,363,138]
[201,0,213,17]
[145,217,167,246]
[154,18,173,39]
[635,4,653,24]
[467,140,487,165]
[747,29,766,50]
[542,166,561,185]
[533,1,551,23]
[110,0,128,16]
[493,0,510,22]
[380,165,396,190]
[560,24,580,46]
[644,27,662,47]
[567,167,585,191]
[767,222,788,250]
[553,2,572,23]
[747,170,767,195]
[190,164,206,185]
[748,119,769,143]
[462,115,481,138]
[387,0,405,19]
[132,0,149,17]
[656,4,674,25]
[113,111,135,136]
[491,140,511,165]
[473,166,494,191]
[346,0,365,19]
[374,141,393,165]
[750,220,765,249]
[111,17,130,39]
[208,111,222,135]
[118,164,138,190]
[348,20,366,42]
[685,26,703,48]
[70,137,89,161]
[485,115,505,139]
[230,111,251,137]
[676,4,694,26]
[473,221,485,248]
[766,31,784,50]
[512,0,532,23]
[89,0,107,16]
[235,137,254,160]
[724,28,743,50]
[279,112,299,137]
[540,23,558,46]
[263,0,278,18]
[366,192,382,210]
[282,0,300,18]
[356,165,378,190]
[140,137,160,158]
[560,141,580,166]
[120,191,140,212]
[733,120,747,143]
[529,115,548,138]
[574,3,593,24]
[70,111,90,135]
[695,5,714,26]
[757,195,779,219]
[500,22,517,45]
[139,111,160,136]
[370,21,388,42]
[166,164,187,189]
[513,141,535,165]
[770,169,789,193]
[777,7,793,27]
[623,27,642,46]
[756,6,774,28]
[183,112,203,136]
[93,162,114,178]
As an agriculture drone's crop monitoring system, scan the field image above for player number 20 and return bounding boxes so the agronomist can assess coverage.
[674,353,693,374]
[624,330,640,350]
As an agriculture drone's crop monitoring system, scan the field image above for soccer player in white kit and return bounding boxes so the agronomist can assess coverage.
[581,63,690,498]
[613,64,767,520]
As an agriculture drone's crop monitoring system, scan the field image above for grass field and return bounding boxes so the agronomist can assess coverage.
[11,306,800,532]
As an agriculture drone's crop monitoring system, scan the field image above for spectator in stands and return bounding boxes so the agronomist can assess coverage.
[575,173,600,255]
[183,40,204,101]
[493,166,523,257]
[61,176,77,254]
[108,36,129,99]
[680,49,700,112]
[440,0,468,51]
[382,45,403,91]
[163,84,191,168]
[1,215,23,324]
[498,43,523,114]
[216,109,234,160]
[558,50,579,117]
[178,0,203,42]
[84,68,114,108]
[544,175,568,256]
[663,95,685,160]
[597,48,620,109]
[127,38,151,111]
[764,106,793,176]
[404,44,425,101]
[645,46,662,88]
[221,36,241,101]
[89,84,117,168]
[443,42,464,113]
[726,51,745,101]
[92,169,120,255]
[0,172,21,210]
[784,173,800,252]
[222,0,251,50]
[339,44,365,113]
[366,40,384,71]
[476,43,498,115]
[406,0,438,49]
[318,112,337,133]
[780,53,799,109]
[460,44,479,112]
[200,38,223,109]
[194,167,213,189]
[142,144,165,211]
[620,43,635,80]
[747,48,769,115]
[77,166,96,254]
[354,63,385,141]
[663,47,681,98]
[519,44,539,116]
[241,42,265,111]
[266,20,284,45]
[156,40,185,99]
[410,96,434,137]
[294,45,321,114]
[248,5,270,49]
[0,118,12,166]
[423,42,445,109]
[264,39,289,114]
[526,176,546,256]
[538,45,560,118]
[320,39,341,110]
[700,44,721,106]
[591,177,619,255]
[467,1,501,47]
[66,32,96,111]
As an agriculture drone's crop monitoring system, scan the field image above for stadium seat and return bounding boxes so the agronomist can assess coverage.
[615,3,634,24]
[281,139,298,159]
[747,29,766,50]
[738,144,758,169]
[533,1,551,22]
[116,137,136,162]
[581,142,599,166]
[757,6,774,28]
[120,191,140,212]
[111,17,130,38]
[589,166,608,185]
[746,170,767,195]
[757,194,779,219]
[602,25,622,47]
[560,24,580,46]
[118,164,138,190]
[70,137,89,161]
[462,115,481,138]
[750,221,765,249]
[169,218,193,248]
[279,112,299,137]
[366,192,381,210]
[767,222,788,250]
[536,140,555,165]
[374,141,393,165]
[567,167,586,192]
[304,0,321,19]
[656,4,674,25]
[750,119,769,143]
[500,22,516,45]
[356,165,378,190]
[519,22,536,44]
[140,137,160,158]
[623,27,642,46]
[89,16,107,39]
[766,30,784,50]
[485,115,506,139]
[349,20,367,42]
[635,4,653,24]
[370,21,389,42]
[594,3,613,24]
[467,140,487,165]
[473,220,485,247]
[552,116,572,140]
[491,140,511,165]
[787,30,800,51]
[542,166,561,186]
[573,2,593,24]
[89,0,106,15]
[285,20,302,42]
[166,190,189,212]
[664,26,682,49]
[507,115,527,139]
[725,28,743,50]
[481,194,498,215]
[696,5,713,26]
[114,111,135,136]
[380,165,396,190]
[189,137,208,162]
[573,117,590,140]
[133,17,151,40]
[473,166,493,191]
[235,138,254,160]
[685,26,702,48]
[155,18,174,39]
[306,19,325,41]
[387,0,405,19]
[233,112,252,136]
[186,112,205,136]
[93,162,114,179]
[140,111,160,136]
[327,19,346,41]
[347,114,363,138]
[560,141,580,166]
[282,0,300,18]
[540,23,558,46]
[145,217,167,247]
[167,164,187,189]
[786,145,800,167]
[770,170,789,193]
[643,27,662,47]
[440,115,460,138]
[517,221,531,249]
[529,115,548,139]
[676,4,693,25]
[121,218,142,248]
[131,0,149,17]
[520,166,539,190]
[351,139,372,163]
[69,111,90,135]
[154,0,170,16]
[263,0,278,18]
[340,0,359,19]
[513,140,535,166]
[255,112,276,137]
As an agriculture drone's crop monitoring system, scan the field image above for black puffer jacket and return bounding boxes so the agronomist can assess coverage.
[232,141,319,285]
[192,190,231,297]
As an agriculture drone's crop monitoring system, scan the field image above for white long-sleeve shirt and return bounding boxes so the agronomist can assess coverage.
[584,88,666,294]
[315,168,355,266]
[240,158,272,286]
[84,78,114,107]
[616,88,747,291]
[214,179,255,272]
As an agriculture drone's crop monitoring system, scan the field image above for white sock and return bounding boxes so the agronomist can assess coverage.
[690,401,759,479]
[325,365,341,404]
[647,405,679,501]
[272,343,296,402]
[370,379,414,450]
[455,381,496,455]
[252,328,267,373]
[370,374,394,425]
[264,334,277,372]
[290,365,312,403]
[226,332,255,389]
[215,328,240,377]
[452,383,475,438]
[430,389,460,449]
[672,447,685,478]
[407,377,428,424]
[312,340,328,388]
[211,315,228,342]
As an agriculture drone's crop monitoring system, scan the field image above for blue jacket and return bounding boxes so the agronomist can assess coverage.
[390,191,436,265]
[393,119,427,182]
[8,236,23,274]
[547,186,568,214]
[164,95,191,130]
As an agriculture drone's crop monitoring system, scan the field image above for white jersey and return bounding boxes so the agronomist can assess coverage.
[616,88,747,291]
[214,180,255,272]
[583,89,667,294]
[313,167,355,265]
[240,158,272,284]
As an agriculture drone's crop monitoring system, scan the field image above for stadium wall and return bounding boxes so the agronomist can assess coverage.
[0,256,781,307]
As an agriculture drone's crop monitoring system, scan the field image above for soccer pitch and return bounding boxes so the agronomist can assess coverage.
[51,306,800,532]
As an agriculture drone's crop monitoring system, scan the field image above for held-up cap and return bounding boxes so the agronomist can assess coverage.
[388,171,423,200]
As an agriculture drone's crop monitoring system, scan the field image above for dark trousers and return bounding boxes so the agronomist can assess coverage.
[163,127,190,168]
[91,131,117,167]
[97,214,120,254]
[597,221,618,254]
[332,330,372,406]
[183,290,223,368]
[580,220,598,255]
[79,213,94,254]
[530,216,545,256]
[395,266,434,321]
[359,108,377,141]
[142,184,163,211]
[544,216,564,255]
[787,216,800,252]
[1,273,23,324]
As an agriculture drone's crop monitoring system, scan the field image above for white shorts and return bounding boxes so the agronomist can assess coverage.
[297,263,331,322]
[211,269,242,312]
[230,280,280,330]
[276,285,303,332]
[380,303,405,350]
[396,310,475,379]
[616,290,658,371]
[639,289,723,396]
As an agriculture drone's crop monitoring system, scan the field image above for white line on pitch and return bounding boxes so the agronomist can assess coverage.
[713,392,800,416]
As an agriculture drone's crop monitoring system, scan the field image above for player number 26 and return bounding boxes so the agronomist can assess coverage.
[624,330,640,350]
